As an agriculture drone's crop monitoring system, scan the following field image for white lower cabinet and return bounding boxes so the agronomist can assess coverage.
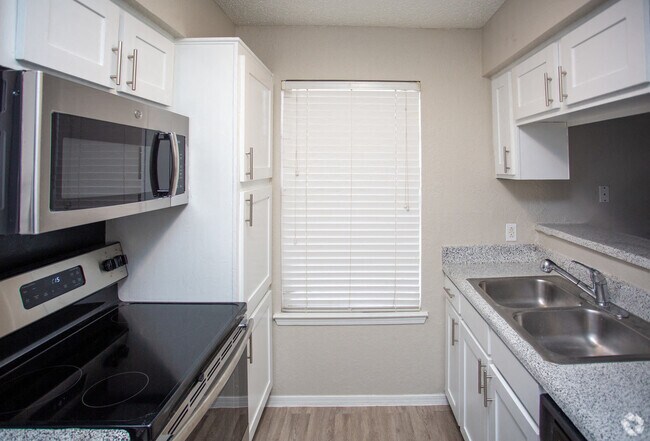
[445,299,461,422]
[444,276,540,441]
[460,322,489,441]
[488,366,539,441]
[248,290,273,439]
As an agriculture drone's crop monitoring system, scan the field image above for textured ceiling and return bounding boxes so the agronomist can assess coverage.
[214,0,506,29]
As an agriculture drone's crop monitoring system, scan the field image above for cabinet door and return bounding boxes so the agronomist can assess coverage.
[239,52,273,182]
[118,12,174,106]
[559,0,649,106]
[512,44,560,120]
[248,290,273,439]
[460,322,489,441]
[15,0,120,88]
[491,72,516,178]
[488,366,539,441]
[446,300,462,424]
[239,185,272,307]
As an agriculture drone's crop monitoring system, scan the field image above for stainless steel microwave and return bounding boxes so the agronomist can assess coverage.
[0,69,188,235]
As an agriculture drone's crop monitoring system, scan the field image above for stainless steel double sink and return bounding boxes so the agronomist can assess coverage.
[467,276,650,364]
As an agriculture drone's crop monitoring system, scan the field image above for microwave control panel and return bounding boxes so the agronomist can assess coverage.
[20,266,86,309]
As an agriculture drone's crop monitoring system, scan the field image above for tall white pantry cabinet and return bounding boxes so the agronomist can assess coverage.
[106,38,274,438]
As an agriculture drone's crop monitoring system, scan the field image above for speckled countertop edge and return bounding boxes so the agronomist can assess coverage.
[442,245,650,441]
[0,429,129,441]
[537,223,650,270]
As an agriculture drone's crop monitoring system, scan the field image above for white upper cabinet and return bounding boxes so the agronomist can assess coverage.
[506,0,650,125]
[240,185,272,307]
[13,0,174,106]
[118,12,175,106]
[559,0,649,106]
[491,72,516,178]
[491,73,569,180]
[15,0,120,89]
[512,44,560,120]
[239,50,273,182]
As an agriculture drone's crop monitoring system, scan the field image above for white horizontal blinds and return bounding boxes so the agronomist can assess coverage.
[281,82,421,312]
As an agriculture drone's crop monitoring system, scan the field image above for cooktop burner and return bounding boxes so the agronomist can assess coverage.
[82,372,150,408]
[0,300,246,440]
[0,365,82,414]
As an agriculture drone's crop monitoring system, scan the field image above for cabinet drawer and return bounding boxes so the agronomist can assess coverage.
[460,294,490,355]
[492,333,541,424]
[443,275,461,313]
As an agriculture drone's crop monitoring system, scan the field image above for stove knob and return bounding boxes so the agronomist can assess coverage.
[101,254,129,272]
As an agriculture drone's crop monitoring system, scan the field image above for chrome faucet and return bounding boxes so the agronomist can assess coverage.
[540,259,629,318]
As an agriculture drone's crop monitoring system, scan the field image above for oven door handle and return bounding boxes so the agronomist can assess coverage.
[158,322,252,441]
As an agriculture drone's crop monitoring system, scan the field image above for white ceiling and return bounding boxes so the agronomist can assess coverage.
[214,0,506,29]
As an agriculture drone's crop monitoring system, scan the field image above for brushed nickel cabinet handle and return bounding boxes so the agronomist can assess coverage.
[558,66,568,102]
[248,334,253,364]
[478,359,483,394]
[110,41,123,85]
[483,368,493,407]
[503,146,510,173]
[126,49,138,91]
[246,195,254,227]
[443,287,455,299]
[245,148,254,180]
[451,318,458,346]
[544,72,553,107]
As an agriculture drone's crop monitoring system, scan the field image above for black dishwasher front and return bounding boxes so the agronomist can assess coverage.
[540,394,587,441]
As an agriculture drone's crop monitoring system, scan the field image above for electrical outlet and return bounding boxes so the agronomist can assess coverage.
[599,185,609,203]
[505,223,517,242]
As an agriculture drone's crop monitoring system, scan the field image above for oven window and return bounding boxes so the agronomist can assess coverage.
[50,113,172,211]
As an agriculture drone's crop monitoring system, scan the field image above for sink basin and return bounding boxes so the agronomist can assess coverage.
[469,276,583,309]
[513,308,650,363]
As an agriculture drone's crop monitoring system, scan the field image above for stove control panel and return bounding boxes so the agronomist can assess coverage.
[20,266,86,309]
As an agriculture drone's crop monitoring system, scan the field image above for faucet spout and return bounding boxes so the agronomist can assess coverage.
[540,258,628,318]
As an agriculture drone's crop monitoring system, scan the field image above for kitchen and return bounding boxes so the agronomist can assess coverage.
[0,0,648,440]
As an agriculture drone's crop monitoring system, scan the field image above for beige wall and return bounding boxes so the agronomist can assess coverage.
[235,25,579,397]
[565,113,650,239]
[481,0,605,76]
[122,0,235,37]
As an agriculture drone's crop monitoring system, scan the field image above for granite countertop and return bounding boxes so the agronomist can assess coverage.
[537,223,650,270]
[0,429,129,441]
[442,245,650,441]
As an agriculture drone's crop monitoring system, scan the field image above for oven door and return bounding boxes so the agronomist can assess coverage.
[161,323,251,441]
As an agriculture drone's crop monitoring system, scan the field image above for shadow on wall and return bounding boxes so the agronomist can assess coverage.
[498,112,650,240]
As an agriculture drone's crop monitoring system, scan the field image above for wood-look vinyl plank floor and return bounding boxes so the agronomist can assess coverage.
[252,406,463,441]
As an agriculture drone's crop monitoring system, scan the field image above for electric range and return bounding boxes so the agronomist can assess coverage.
[0,243,250,441]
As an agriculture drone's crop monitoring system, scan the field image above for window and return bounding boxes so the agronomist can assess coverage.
[281,81,421,313]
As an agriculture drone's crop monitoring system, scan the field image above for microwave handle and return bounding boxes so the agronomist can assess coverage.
[150,133,170,197]
[169,132,180,197]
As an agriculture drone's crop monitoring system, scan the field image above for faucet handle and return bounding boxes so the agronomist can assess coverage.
[571,260,606,284]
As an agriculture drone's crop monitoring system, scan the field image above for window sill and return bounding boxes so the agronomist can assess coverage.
[273,311,428,326]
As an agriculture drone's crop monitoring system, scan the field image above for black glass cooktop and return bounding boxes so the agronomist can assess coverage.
[0,300,246,440]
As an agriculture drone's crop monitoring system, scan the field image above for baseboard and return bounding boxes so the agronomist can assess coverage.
[267,394,448,407]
